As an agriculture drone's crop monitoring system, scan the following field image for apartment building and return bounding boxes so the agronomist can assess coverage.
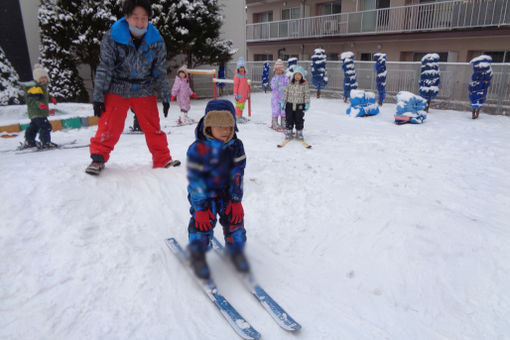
[246,0,510,63]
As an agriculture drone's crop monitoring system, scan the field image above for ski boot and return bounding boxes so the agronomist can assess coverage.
[279,117,286,132]
[296,130,304,141]
[40,141,58,149]
[189,247,210,279]
[20,140,37,149]
[271,117,278,130]
[230,251,250,273]
[165,159,181,168]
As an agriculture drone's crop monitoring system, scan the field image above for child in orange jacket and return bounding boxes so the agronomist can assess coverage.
[233,57,250,121]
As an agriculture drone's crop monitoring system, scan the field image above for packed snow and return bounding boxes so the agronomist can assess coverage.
[1,92,509,340]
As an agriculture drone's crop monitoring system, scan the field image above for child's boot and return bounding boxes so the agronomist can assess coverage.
[189,247,210,279]
[230,251,250,273]
[284,129,292,140]
[280,117,286,131]
[296,130,304,140]
[271,117,278,130]
[22,140,36,149]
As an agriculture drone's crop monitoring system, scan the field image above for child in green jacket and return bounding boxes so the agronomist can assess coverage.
[22,64,57,149]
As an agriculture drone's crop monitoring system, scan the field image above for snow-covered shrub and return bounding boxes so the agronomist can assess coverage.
[261,62,270,92]
[341,51,357,102]
[373,53,387,106]
[346,89,379,117]
[394,91,427,124]
[286,57,298,79]
[468,55,492,118]
[419,53,440,112]
[311,48,328,98]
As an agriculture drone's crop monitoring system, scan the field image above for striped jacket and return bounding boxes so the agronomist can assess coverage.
[186,115,246,211]
[93,18,170,103]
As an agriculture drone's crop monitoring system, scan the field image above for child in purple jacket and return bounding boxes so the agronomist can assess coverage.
[171,66,197,125]
[270,59,289,131]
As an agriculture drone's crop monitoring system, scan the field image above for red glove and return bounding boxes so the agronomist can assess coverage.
[49,109,56,116]
[51,97,57,105]
[225,201,244,224]
[170,96,176,101]
[191,93,198,99]
[40,103,49,110]
[195,209,215,231]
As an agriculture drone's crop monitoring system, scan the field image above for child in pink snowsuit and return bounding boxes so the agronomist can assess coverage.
[233,57,250,119]
[270,59,289,131]
[171,66,197,124]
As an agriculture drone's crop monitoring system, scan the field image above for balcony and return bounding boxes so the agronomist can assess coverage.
[247,0,510,42]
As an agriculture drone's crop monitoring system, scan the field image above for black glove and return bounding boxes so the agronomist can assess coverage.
[163,101,170,118]
[93,102,105,117]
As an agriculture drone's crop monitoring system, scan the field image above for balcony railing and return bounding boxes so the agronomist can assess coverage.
[247,0,510,42]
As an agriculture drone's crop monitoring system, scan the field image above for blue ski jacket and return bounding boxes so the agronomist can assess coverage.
[186,112,246,212]
[93,18,170,103]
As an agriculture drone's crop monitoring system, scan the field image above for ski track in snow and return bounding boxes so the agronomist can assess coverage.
[1,93,509,340]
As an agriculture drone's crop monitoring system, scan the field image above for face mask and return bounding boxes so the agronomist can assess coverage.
[129,25,147,36]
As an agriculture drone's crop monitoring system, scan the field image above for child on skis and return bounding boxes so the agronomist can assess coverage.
[186,99,248,279]
[171,65,197,125]
[270,59,289,131]
[233,57,250,122]
[22,64,57,149]
[281,66,310,141]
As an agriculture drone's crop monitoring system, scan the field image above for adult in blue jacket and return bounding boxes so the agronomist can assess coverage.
[86,0,179,175]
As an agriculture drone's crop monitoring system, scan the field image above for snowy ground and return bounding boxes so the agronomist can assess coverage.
[1,92,509,340]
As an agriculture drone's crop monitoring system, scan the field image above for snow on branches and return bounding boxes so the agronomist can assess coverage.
[0,46,25,105]
[468,55,493,119]
[341,51,357,103]
[311,48,328,98]
[373,53,387,106]
[261,62,270,92]
[419,53,440,112]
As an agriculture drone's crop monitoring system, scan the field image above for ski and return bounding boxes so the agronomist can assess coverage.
[299,140,312,149]
[14,140,89,154]
[211,237,302,332]
[165,238,261,340]
[277,139,291,148]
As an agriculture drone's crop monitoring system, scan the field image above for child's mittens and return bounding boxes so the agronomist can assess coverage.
[40,103,49,110]
[304,103,310,112]
[51,97,57,105]
[191,93,198,99]
[280,101,286,111]
[170,96,176,101]
[195,209,215,231]
[49,109,56,116]
[225,201,244,224]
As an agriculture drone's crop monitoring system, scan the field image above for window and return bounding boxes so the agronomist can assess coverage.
[254,54,273,61]
[253,11,273,23]
[413,52,448,62]
[282,54,299,61]
[318,1,342,15]
[282,7,301,20]
[328,53,339,61]
[360,53,373,61]
[482,51,507,63]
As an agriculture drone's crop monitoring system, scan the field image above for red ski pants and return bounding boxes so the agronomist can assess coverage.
[89,94,172,168]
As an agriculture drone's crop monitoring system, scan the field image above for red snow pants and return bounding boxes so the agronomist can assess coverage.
[89,94,172,168]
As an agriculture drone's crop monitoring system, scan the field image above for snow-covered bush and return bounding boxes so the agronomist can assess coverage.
[373,53,387,106]
[311,48,328,98]
[419,53,440,112]
[394,91,427,124]
[0,46,24,105]
[346,89,379,117]
[468,55,493,119]
[341,51,357,102]
[261,62,270,92]
[286,58,298,79]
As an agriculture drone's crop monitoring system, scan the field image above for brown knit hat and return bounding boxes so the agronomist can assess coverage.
[204,110,235,142]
